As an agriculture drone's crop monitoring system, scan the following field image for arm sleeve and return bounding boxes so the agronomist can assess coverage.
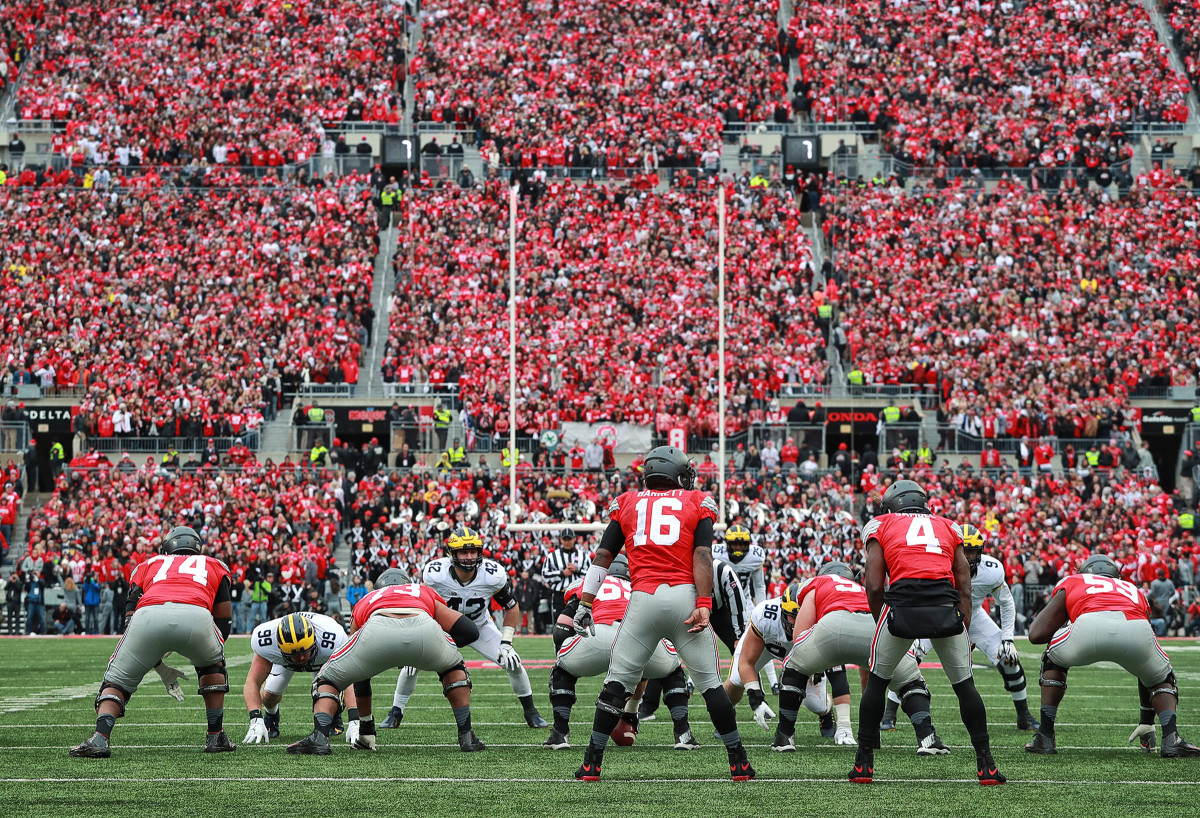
[492,580,518,610]
[693,517,714,551]
[448,614,480,647]
[994,581,1016,642]
[124,583,144,616]
[597,519,626,558]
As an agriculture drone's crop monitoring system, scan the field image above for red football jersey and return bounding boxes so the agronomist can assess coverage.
[797,574,871,619]
[861,512,961,584]
[130,554,230,612]
[351,583,446,629]
[1053,574,1150,622]
[607,488,719,592]
[565,575,631,625]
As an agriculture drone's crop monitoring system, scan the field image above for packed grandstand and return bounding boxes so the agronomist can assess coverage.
[1,0,1198,641]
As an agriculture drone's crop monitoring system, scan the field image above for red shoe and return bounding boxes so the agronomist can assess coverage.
[848,748,874,783]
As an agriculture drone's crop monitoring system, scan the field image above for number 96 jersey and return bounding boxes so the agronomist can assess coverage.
[251,612,349,672]
[422,557,510,626]
[748,599,793,659]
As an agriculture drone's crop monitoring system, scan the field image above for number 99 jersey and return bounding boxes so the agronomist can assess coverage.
[861,512,962,583]
[251,612,349,672]
[422,557,512,626]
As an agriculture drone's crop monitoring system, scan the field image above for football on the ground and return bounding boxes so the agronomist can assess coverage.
[610,718,637,747]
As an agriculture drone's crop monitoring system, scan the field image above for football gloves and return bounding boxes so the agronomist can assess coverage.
[155,662,188,703]
[243,718,270,744]
[345,720,360,745]
[998,640,1020,665]
[747,685,776,730]
[497,642,523,672]
[573,601,595,637]
[1129,723,1156,752]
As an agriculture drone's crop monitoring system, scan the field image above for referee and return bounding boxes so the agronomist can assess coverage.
[541,529,592,623]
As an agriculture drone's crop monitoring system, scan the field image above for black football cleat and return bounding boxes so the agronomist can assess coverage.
[458,729,486,752]
[379,706,404,729]
[287,731,331,755]
[264,708,280,739]
[674,730,701,750]
[771,732,796,753]
[727,743,755,781]
[819,710,836,738]
[1160,732,1200,758]
[524,708,549,729]
[1024,732,1057,755]
[916,733,950,756]
[1017,713,1040,732]
[976,752,1006,785]
[204,730,236,753]
[848,748,874,783]
[330,711,345,736]
[575,745,603,781]
[69,734,111,758]
[542,728,570,749]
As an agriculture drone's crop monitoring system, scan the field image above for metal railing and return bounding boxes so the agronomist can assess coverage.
[85,430,259,455]
[291,422,336,454]
[877,421,923,453]
[931,427,1135,456]
[390,421,438,454]
[0,421,29,452]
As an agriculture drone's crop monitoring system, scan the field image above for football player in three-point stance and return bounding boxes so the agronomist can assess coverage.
[71,526,236,758]
[288,567,486,755]
[1025,554,1200,758]
[851,480,1004,785]
[713,524,776,692]
[777,562,949,756]
[570,446,754,781]
[242,612,360,745]
[379,526,547,730]
[545,554,701,750]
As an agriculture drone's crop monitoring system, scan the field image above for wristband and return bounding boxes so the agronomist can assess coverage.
[502,625,515,643]
[248,709,262,720]
[695,596,713,610]
[347,707,360,722]
[359,713,373,724]
[582,563,608,598]
[580,598,593,609]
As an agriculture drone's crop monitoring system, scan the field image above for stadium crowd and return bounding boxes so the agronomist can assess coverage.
[384,181,826,433]
[0,177,378,411]
[412,0,790,170]
[785,0,1191,167]
[823,182,1200,407]
[9,0,408,167]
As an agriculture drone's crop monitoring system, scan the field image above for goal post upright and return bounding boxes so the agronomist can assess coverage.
[717,184,727,529]
[508,184,519,527]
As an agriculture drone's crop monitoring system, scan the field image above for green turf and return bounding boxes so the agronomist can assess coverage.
[2,636,1198,817]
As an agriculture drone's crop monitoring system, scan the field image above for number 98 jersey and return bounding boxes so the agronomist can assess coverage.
[422,557,509,626]
[251,612,348,671]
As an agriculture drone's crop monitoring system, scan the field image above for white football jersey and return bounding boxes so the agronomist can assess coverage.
[423,556,507,625]
[251,612,348,671]
[748,598,792,659]
[970,555,1008,608]
[713,542,767,597]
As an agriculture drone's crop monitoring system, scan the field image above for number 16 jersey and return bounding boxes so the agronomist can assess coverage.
[861,512,962,584]
[608,488,719,593]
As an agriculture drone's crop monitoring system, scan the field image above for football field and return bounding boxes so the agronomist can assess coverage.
[3,636,1198,817]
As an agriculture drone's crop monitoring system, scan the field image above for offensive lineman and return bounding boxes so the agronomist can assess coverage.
[379,525,547,729]
[288,568,487,755]
[1025,554,1200,758]
[545,554,701,750]
[571,446,754,781]
[713,524,776,691]
[71,526,236,757]
[242,612,360,745]
[851,480,1004,785]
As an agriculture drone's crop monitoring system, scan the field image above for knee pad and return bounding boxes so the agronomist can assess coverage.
[440,663,472,697]
[95,682,131,717]
[352,680,372,700]
[1149,671,1178,700]
[827,666,850,699]
[196,661,229,694]
[548,666,578,704]
[661,666,690,700]
[310,677,342,707]
[897,677,932,705]
[998,663,1027,693]
[1039,653,1068,690]
[779,667,806,699]
[596,681,630,717]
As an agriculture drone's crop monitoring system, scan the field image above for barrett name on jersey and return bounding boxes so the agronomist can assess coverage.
[423,556,511,624]
[252,612,348,671]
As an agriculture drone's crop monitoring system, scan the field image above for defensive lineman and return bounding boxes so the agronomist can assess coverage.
[380,525,547,729]
[242,612,360,745]
[545,554,701,750]
[1025,554,1200,758]
[571,446,754,781]
[71,526,236,757]
[288,568,486,755]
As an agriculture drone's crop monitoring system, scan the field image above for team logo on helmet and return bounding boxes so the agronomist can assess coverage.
[724,524,751,561]
[960,524,986,573]
[608,553,630,581]
[276,614,317,668]
[446,525,484,571]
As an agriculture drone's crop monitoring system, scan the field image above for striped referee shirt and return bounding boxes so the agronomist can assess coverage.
[541,546,593,594]
[713,558,749,640]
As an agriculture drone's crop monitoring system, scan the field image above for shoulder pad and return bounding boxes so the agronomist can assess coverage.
[861,518,881,544]
[700,496,718,514]
[607,496,621,516]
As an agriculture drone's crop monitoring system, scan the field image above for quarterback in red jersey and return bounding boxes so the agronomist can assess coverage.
[1025,554,1199,758]
[851,480,1004,785]
[71,526,235,758]
[569,446,754,781]
[287,567,487,756]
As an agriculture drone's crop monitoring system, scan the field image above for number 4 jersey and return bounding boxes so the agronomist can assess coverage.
[861,512,962,584]
[252,612,349,671]
[422,557,512,626]
[129,554,230,612]
[608,488,719,592]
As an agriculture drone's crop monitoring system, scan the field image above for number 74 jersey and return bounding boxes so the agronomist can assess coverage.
[129,554,230,611]
[608,488,719,593]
